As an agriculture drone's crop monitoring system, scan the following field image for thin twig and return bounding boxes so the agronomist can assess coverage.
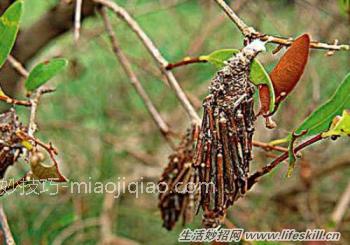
[248,134,324,189]
[214,0,255,37]
[74,0,83,43]
[3,56,32,105]
[214,0,350,52]
[17,131,59,155]
[99,7,176,149]
[0,95,31,107]
[7,55,29,78]
[166,57,207,70]
[99,192,115,244]
[28,90,43,137]
[252,140,288,153]
[331,181,350,228]
[94,0,201,124]
[0,204,15,245]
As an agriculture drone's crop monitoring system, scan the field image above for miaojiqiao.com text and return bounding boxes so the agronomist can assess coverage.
[0,177,215,198]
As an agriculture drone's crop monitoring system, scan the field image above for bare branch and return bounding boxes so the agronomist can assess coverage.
[94,0,201,124]
[7,55,29,78]
[252,140,288,153]
[1,56,31,106]
[331,181,350,227]
[99,7,176,149]
[0,204,15,245]
[74,0,83,43]
[214,0,256,37]
[28,90,43,137]
[166,57,207,70]
[0,95,31,107]
[214,0,350,52]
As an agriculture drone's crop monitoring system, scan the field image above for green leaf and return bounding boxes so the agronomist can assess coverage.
[295,73,350,137]
[0,1,23,68]
[250,61,275,112]
[25,58,68,91]
[322,109,350,138]
[202,49,275,112]
[200,49,239,69]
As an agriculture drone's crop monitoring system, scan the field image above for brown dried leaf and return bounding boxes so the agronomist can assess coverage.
[258,84,271,116]
[30,152,67,182]
[270,34,310,105]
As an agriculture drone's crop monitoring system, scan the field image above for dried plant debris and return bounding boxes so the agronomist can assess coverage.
[158,124,201,230]
[0,109,26,178]
[194,40,265,227]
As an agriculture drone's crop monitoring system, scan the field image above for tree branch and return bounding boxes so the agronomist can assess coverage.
[214,0,350,52]
[99,7,176,149]
[94,0,201,124]
[7,55,29,78]
[74,0,84,43]
[331,181,350,228]
[0,204,15,245]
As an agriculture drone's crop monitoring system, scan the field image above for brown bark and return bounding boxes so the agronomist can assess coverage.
[0,0,96,96]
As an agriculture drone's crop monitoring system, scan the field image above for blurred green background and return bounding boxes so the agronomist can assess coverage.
[1,0,350,244]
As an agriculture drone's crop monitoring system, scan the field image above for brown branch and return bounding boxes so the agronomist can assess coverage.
[93,0,201,124]
[252,140,288,153]
[0,204,15,245]
[17,131,59,155]
[214,0,255,37]
[248,134,324,189]
[7,55,29,78]
[331,181,350,228]
[28,90,43,137]
[165,57,207,70]
[74,0,83,43]
[214,0,350,52]
[0,95,31,107]
[99,192,115,243]
[99,7,176,149]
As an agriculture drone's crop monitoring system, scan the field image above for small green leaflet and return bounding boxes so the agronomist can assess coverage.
[199,49,236,68]
[25,58,68,91]
[294,73,350,137]
[201,49,275,112]
[0,1,23,68]
[322,109,350,138]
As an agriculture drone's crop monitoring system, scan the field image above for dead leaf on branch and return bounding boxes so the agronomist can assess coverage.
[29,151,67,182]
[269,34,310,108]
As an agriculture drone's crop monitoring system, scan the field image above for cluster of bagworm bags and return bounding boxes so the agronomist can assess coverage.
[159,41,264,229]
